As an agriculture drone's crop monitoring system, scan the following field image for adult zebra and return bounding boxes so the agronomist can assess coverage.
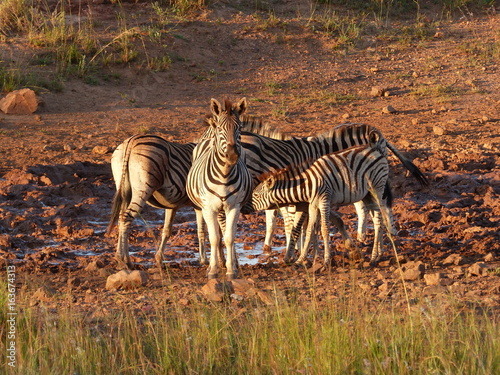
[106,134,203,268]
[186,98,252,280]
[249,135,394,266]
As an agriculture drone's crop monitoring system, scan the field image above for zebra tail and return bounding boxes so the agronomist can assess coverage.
[106,136,135,235]
[387,142,429,186]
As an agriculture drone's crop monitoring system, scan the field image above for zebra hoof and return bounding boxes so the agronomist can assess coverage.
[369,260,379,267]
[226,273,237,281]
[207,273,218,280]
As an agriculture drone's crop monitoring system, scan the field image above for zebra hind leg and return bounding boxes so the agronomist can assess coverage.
[154,208,177,267]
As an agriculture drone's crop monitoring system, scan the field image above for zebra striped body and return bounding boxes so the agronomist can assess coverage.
[250,142,393,265]
[241,122,425,248]
[187,98,252,279]
[107,134,202,267]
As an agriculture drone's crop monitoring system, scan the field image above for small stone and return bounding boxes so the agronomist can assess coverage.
[105,270,148,290]
[85,260,104,272]
[230,279,255,296]
[468,262,489,277]
[412,71,419,78]
[342,113,350,119]
[481,115,490,122]
[424,273,443,286]
[433,125,448,135]
[411,118,419,125]
[67,277,81,288]
[92,146,110,155]
[443,254,464,266]
[370,86,386,97]
[434,31,444,38]
[484,253,495,262]
[64,144,76,151]
[201,279,234,302]
[383,91,391,97]
[0,88,39,114]
[382,105,396,114]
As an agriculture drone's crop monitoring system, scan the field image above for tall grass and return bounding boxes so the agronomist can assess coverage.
[1,278,499,374]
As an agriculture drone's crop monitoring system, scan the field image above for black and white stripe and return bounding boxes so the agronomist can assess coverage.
[249,140,394,265]
[186,98,252,279]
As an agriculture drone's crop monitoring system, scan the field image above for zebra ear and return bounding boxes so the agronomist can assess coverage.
[265,176,276,189]
[234,97,247,116]
[369,130,380,146]
[210,98,222,116]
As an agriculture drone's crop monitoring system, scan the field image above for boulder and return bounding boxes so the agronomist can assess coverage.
[0,88,38,114]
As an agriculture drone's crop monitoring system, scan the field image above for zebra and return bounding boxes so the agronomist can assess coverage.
[106,134,205,268]
[240,122,427,250]
[249,134,394,266]
[186,98,252,280]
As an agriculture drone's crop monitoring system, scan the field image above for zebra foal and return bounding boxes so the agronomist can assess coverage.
[186,98,252,279]
[249,134,394,266]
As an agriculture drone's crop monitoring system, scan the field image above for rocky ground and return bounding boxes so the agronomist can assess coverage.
[0,1,499,315]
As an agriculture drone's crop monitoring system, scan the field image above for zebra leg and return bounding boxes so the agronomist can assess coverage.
[363,197,383,266]
[329,210,360,260]
[295,206,319,265]
[284,209,307,263]
[223,208,241,280]
[263,209,277,253]
[204,209,222,279]
[354,201,368,242]
[195,208,209,265]
[217,211,226,266]
[154,208,176,266]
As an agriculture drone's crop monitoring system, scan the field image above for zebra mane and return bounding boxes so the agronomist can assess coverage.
[240,115,290,140]
[310,122,368,142]
[257,156,317,183]
[198,114,289,142]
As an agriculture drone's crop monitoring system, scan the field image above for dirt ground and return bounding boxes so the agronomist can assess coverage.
[0,1,499,315]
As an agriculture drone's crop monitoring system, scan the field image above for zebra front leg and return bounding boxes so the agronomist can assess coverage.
[224,208,240,280]
[354,201,367,242]
[155,208,176,267]
[263,209,277,253]
[204,209,222,279]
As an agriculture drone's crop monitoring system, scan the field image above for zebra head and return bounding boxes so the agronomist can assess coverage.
[250,174,279,211]
[210,97,247,167]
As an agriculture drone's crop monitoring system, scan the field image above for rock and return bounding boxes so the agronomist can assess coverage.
[85,260,104,272]
[92,145,111,155]
[64,144,77,151]
[342,113,350,119]
[370,86,386,97]
[433,125,448,135]
[401,261,425,280]
[443,254,463,266]
[468,262,489,277]
[484,253,495,262]
[67,277,81,288]
[32,286,57,303]
[105,270,148,290]
[201,279,234,302]
[382,105,396,114]
[424,273,443,286]
[411,118,419,125]
[402,268,424,281]
[412,71,419,78]
[0,88,38,114]
[0,234,13,250]
[230,278,255,296]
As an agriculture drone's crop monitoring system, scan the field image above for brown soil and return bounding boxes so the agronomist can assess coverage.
[0,1,499,314]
